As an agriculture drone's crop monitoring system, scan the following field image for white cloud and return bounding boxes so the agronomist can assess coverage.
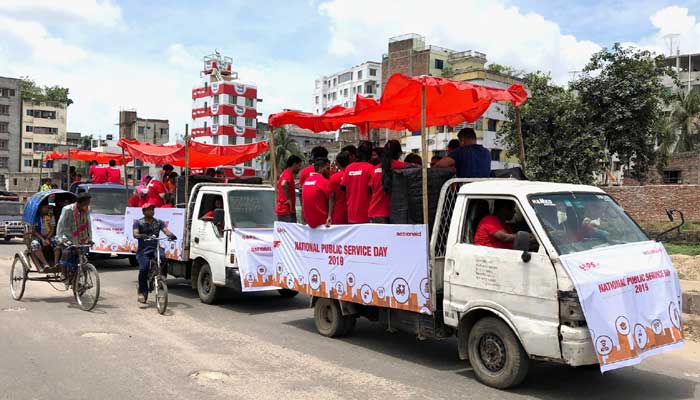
[167,43,200,70]
[0,16,89,65]
[638,6,700,56]
[0,0,123,27]
[318,0,601,83]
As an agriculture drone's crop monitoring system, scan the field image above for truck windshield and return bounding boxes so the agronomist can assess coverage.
[0,202,21,215]
[528,193,648,256]
[228,190,275,228]
[88,188,129,215]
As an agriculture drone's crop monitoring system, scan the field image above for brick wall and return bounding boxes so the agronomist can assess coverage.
[604,185,700,222]
[624,152,700,185]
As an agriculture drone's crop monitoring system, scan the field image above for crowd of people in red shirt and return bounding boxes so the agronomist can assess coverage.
[126,164,177,209]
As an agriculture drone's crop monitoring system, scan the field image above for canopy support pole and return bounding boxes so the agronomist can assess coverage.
[66,148,71,190]
[122,148,129,203]
[420,85,429,226]
[39,152,44,191]
[184,124,190,208]
[269,126,278,187]
[515,106,526,170]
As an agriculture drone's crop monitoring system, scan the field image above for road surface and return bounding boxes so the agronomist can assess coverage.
[1,241,699,399]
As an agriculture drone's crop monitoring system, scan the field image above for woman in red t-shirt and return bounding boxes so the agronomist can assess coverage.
[368,140,405,223]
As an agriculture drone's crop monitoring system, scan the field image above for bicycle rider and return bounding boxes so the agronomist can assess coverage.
[56,193,93,281]
[132,202,176,304]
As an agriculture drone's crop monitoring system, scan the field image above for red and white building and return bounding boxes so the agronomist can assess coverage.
[191,52,260,177]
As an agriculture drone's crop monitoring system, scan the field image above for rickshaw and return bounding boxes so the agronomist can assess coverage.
[9,189,100,311]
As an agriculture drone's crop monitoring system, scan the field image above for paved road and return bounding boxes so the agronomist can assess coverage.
[1,241,699,400]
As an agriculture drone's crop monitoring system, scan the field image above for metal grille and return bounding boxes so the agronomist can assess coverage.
[432,179,468,258]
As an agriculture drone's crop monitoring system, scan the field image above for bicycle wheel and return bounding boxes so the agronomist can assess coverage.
[10,256,27,301]
[155,276,168,315]
[73,263,100,311]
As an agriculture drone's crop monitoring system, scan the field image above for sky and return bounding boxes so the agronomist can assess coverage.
[1,0,699,141]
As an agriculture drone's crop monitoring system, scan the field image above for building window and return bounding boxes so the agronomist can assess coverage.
[229,95,237,104]
[33,127,58,134]
[338,71,352,84]
[245,97,254,107]
[332,78,337,86]
[24,142,32,149]
[228,136,236,145]
[33,160,41,168]
[244,137,253,144]
[315,96,319,104]
[213,115,220,125]
[138,126,145,134]
[663,170,682,184]
[213,95,220,104]
[343,88,348,97]
[365,85,373,95]
[487,119,498,131]
[0,105,9,115]
[357,71,363,80]
[244,160,252,167]
[434,59,444,69]
[0,88,16,97]
[0,122,8,133]
[369,68,377,76]
[245,118,254,127]
[24,159,32,167]
[0,140,6,149]
[357,86,362,94]
[0,158,7,168]
[228,115,236,125]
[160,128,168,136]
[490,149,502,161]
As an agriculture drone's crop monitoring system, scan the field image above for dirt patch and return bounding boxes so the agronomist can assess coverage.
[683,313,700,342]
[670,255,700,281]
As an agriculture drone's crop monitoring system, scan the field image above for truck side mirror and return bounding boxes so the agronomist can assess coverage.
[513,231,532,263]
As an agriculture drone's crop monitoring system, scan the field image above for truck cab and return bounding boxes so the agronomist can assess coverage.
[170,183,279,304]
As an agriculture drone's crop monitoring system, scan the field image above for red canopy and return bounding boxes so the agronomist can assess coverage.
[117,138,269,168]
[268,73,528,132]
[43,149,132,164]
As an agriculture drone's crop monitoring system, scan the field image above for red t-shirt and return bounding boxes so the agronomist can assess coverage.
[299,165,314,187]
[146,180,165,207]
[368,160,405,219]
[302,173,331,228]
[106,166,121,184]
[90,165,107,184]
[342,161,374,224]
[473,215,513,249]
[275,168,296,216]
[128,194,140,207]
[328,170,347,224]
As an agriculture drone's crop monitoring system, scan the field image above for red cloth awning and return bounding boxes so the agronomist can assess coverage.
[117,138,269,168]
[268,73,528,133]
[43,149,132,164]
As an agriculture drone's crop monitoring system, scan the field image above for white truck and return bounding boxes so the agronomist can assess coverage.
[166,183,295,303]
[309,179,669,389]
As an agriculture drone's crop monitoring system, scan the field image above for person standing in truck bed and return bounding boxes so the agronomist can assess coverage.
[434,127,491,178]
[275,155,302,223]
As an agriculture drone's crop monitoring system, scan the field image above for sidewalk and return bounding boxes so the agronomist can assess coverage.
[681,280,700,315]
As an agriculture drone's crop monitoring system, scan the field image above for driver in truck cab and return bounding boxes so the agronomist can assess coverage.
[132,202,177,304]
[473,200,517,249]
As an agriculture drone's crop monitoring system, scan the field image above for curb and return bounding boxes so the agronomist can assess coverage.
[683,291,700,315]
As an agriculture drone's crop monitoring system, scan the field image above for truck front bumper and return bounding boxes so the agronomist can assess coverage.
[560,325,599,366]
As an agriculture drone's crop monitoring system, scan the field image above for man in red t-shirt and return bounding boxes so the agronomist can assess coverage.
[368,140,404,223]
[106,159,122,184]
[89,160,107,184]
[328,151,350,225]
[275,155,303,222]
[342,141,375,224]
[146,178,166,207]
[299,146,329,187]
[473,200,517,249]
[302,158,331,228]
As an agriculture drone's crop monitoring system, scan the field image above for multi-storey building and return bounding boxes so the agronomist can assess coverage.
[381,34,521,170]
[118,110,170,145]
[0,77,22,182]
[20,100,68,173]
[190,52,262,177]
[313,61,382,115]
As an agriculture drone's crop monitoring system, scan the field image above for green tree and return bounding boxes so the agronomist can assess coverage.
[81,134,93,150]
[498,71,604,184]
[19,77,73,106]
[265,127,301,179]
[486,63,525,78]
[668,89,700,153]
[571,43,672,184]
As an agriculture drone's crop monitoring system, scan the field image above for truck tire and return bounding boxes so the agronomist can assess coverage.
[341,316,357,336]
[314,298,347,338]
[467,317,529,389]
[277,289,298,298]
[197,263,220,304]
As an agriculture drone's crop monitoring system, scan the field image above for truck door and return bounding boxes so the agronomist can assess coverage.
[190,192,228,285]
[444,196,561,359]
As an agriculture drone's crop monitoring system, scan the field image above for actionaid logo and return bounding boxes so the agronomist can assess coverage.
[396,231,422,237]
[235,105,245,115]
[211,82,220,93]
[235,84,245,95]
[234,126,245,135]
[211,103,219,114]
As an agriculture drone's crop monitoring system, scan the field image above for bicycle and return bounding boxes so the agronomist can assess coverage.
[143,236,172,315]
[10,242,100,312]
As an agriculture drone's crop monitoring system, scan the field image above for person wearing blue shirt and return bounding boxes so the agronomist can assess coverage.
[434,127,491,178]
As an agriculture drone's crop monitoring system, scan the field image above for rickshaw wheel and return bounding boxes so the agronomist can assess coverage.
[10,255,28,301]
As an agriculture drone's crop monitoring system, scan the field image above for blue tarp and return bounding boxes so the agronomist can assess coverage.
[22,189,76,225]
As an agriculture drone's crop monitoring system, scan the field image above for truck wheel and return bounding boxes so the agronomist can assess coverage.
[342,316,357,336]
[314,298,347,338]
[197,263,220,304]
[467,317,529,389]
[277,289,298,298]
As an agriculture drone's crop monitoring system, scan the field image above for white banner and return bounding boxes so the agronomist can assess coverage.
[90,213,132,254]
[272,222,431,314]
[560,241,684,372]
[232,228,280,292]
[124,207,186,261]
